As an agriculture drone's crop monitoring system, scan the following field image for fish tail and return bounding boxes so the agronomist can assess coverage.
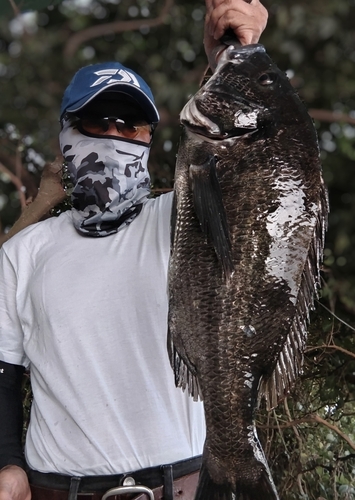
[194,464,231,500]
[234,469,280,500]
[194,465,280,500]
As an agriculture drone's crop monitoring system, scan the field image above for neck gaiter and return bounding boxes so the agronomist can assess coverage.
[59,119,151,237]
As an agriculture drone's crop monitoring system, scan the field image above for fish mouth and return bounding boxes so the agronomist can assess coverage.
[180,96,258,141]
[182,122,258,140]
[180,43,267,141]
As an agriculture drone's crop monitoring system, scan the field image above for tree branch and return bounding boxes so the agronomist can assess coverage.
[8,0,21,17]
[284,398,303,450]
[309,108,355,125]
[63,0,174,58]
[258,414,355,452]
[316,300,355,332]
[306,343,355,360]
[312,414,355,452]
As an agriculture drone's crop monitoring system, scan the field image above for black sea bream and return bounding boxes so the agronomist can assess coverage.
[168,44,328,500]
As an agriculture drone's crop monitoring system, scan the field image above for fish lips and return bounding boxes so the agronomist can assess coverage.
[180,91,261,141]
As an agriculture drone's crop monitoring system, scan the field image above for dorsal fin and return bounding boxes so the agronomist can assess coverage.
[258,184,329,410]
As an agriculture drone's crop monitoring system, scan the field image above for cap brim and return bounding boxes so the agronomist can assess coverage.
[64,82,159,123]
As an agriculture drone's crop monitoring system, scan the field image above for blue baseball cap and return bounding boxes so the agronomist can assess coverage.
[60,62,159,123]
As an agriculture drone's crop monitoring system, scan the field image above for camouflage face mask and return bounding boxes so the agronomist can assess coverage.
[59,119,151,237]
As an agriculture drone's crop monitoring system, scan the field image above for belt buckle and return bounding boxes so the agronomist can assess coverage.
[101,484,154,500]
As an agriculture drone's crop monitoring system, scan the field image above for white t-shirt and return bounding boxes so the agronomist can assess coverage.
[0,192,205,475]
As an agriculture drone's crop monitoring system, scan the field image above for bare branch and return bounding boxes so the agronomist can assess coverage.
[63,0,174,58]
[258,414,355,452]
[256,417,314,430]
[312,414,355,452]
[309,108,355,126]
[8,0,21,17]
[284,398,303,450]
[306,343,355,360]
[316,300,355,332]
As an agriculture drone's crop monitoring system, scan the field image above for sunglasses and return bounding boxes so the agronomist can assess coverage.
[70,115,156,142]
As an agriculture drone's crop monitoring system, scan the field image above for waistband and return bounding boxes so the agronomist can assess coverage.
[30,471,200,500]
[28,455,202,493]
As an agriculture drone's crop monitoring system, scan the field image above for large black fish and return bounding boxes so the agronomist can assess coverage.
[168,44,328,500]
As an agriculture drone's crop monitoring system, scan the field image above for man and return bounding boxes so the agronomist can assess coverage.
[0,2,268,499]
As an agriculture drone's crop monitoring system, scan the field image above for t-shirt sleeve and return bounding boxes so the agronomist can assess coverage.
[0,246,28,367]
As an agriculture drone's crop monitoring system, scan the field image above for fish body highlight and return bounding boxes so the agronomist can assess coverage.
[168,44,328,500]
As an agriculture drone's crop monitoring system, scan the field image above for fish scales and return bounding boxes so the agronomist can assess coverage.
[168,44,328,500]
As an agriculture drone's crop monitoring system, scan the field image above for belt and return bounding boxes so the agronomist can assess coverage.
[30,471,199,500]
[28,456,202,500]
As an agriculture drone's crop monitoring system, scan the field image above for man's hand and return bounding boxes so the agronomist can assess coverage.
[204,0,268,68]
[0,466,30,500]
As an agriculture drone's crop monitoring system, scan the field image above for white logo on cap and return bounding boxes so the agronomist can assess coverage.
[90,69,141,88]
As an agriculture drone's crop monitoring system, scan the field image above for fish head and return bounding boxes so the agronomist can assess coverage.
[181,44,311,142]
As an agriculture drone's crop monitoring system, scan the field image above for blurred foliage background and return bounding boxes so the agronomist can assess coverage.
[0,0,354,498]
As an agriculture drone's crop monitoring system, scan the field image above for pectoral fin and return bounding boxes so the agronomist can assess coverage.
[189,155,234,280]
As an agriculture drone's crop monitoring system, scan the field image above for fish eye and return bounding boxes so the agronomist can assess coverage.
[258,73,276,86]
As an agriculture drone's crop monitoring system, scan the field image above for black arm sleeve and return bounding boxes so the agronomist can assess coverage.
[0,360,26,470]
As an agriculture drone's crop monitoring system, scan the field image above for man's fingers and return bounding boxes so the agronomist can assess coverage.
[203,0,268,69]
[205,0,252,12]
[205,0,268,45]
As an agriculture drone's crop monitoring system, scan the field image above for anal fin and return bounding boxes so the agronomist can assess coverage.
[167,326,203,401]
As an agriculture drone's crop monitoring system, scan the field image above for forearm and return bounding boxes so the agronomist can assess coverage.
[0,361,26,470]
